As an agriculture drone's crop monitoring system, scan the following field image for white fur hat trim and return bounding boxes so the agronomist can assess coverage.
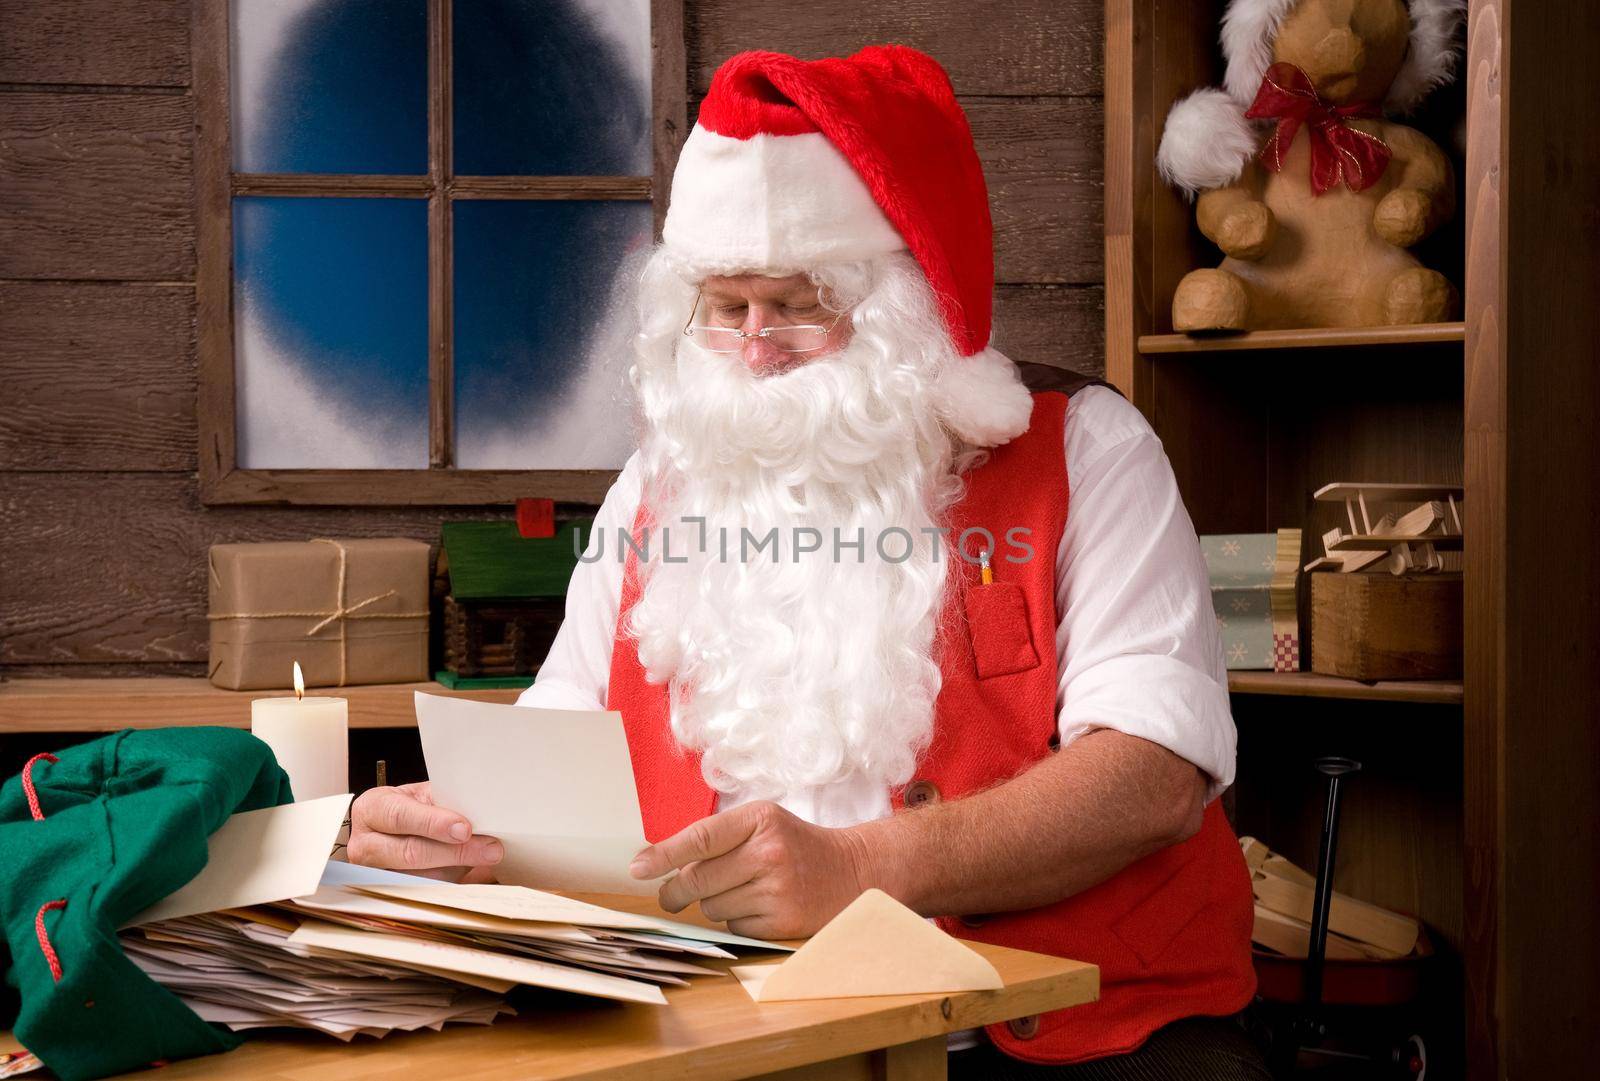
[663,125,907,275]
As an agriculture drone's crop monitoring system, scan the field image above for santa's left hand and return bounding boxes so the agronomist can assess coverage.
[629,800,872,939]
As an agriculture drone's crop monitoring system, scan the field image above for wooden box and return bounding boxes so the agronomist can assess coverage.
[1309,572,1462,681]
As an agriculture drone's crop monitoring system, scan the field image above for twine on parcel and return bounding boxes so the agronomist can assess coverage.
[207,539,427,686]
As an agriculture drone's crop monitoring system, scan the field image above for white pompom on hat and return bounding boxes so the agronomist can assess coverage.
[1158,0,1467,198]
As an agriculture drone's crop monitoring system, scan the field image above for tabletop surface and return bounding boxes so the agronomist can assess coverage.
[131,942,1093,1081]
[19,893,1098,1081]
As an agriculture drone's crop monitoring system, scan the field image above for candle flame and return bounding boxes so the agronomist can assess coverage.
[292,660,305,701]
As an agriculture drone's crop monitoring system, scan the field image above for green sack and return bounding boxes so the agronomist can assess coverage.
[0,727,292,1081]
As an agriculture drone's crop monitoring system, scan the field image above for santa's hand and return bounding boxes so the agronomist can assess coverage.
[348,781,503,882]
[629,800,871,939]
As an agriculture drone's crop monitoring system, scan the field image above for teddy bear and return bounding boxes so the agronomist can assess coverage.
[1156,0,1467,331]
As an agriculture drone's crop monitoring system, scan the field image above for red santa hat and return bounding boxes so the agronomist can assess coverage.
[1157,0,1466,197]
[662,46,1032,448]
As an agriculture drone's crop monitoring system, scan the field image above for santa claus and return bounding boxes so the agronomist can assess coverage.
[352,46,1260,1074]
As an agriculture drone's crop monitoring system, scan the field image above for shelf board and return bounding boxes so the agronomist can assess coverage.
[1228,670,1463,705]
[0,678,523,734]
[1328,534,1463,552]
[0,672,1467,732]
[1138,322,1466,355]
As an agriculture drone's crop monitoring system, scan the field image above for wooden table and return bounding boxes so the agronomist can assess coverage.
[4,894,1096,1081]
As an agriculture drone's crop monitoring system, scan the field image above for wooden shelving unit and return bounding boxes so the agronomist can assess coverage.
[1227,671,1463,706]
[0,678,522,734]
[1138,321,1465,354]
[1107,4,1600,1075]
[1104,0,1483,1071]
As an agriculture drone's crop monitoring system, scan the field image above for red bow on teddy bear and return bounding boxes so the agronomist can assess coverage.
[1247,61,1392,195]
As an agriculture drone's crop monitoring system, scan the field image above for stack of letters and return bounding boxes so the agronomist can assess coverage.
[119,795,787,1041]
[122,905,513,1040]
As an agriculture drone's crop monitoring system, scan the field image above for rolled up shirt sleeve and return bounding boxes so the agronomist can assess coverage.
[514,452,642,713]
[1055,388,1236,799]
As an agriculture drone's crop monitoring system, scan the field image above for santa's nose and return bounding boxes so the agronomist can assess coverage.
[741,335,787,374]
[738,307,786,372]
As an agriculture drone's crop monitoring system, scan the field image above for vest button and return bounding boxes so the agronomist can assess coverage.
[903,780,940,808]
[1007,1014,1040,1040]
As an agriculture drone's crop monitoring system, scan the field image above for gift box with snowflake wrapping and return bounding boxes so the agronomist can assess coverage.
[1200,531,1301,672]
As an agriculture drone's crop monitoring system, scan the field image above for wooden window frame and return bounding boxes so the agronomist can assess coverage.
[193,0,685,506]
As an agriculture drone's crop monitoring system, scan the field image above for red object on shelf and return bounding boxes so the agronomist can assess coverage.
[516,498,555,539]
[1252,925,1434,1007]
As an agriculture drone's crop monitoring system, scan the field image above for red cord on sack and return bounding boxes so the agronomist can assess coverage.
[34,900,68,982]
[22,753,68,980]
[21,752,58,821]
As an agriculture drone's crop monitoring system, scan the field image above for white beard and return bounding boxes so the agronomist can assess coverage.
[626,253,973,801]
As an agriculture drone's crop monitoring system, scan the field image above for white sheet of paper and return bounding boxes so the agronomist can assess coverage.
[415,692,658,895]
[126,794,352,927]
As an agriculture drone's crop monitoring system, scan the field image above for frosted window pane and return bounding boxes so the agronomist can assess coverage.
[454,0,652,175]
[234,197,429,468]
[452,200,651,469]
[231,0,427,174]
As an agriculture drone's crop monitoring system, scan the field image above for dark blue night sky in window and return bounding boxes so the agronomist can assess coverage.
[233,0,650,469]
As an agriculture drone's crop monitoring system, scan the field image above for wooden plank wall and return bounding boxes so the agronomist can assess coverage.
[0,0,1104,679]
[687,0,1105,370]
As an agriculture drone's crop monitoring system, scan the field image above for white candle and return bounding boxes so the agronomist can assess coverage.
[251,661,349,801]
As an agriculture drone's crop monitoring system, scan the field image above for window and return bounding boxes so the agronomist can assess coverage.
[195,0,685,504]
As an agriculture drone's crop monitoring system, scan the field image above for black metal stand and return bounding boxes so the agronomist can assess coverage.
[1267,756,1363,1079]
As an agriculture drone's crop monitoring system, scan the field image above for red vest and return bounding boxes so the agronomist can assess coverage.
[607,391,1256,1064]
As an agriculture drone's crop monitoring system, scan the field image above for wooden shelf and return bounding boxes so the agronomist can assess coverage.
[1227,670,1463,705]
[1138,322,1466,354]
[1328,534,1463,552]
[0,678,523,734]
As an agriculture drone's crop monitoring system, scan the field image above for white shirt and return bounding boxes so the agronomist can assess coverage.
[517,385,1237,811]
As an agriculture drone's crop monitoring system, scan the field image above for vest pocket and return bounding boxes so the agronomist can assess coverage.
[965,580,1042,679]
[1109,844,1211,969]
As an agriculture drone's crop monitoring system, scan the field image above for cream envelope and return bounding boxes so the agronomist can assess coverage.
[290,885,599,945]
[357,882,794,953]
[287,919,666,1005]
[414,692,659,895]
[126,794,352,927]
[731,889,1004,1002]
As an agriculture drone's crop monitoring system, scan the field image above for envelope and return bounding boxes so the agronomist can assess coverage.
[287,919,666,1005]
[126,794,352,927]
[732,889,1003,1002]
[357,882,794,953]
[290,885,599,945]
[414,692,658,895]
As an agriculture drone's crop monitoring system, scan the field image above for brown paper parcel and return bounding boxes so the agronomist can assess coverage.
[208,538,430,690]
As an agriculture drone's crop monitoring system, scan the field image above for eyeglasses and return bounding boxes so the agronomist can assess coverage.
[682,290,846,354]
